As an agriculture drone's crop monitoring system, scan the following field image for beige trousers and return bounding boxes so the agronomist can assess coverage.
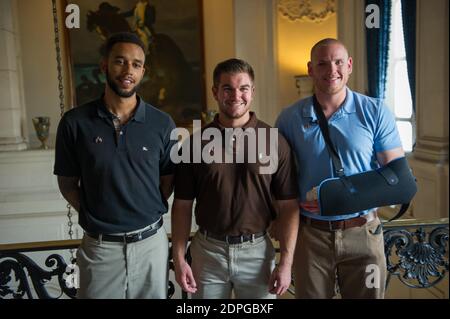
[76,226,168,299]
[294,217,386,299]
[190,231,276,299]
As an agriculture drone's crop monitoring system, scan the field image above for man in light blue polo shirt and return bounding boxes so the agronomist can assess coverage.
[276,38,404,299]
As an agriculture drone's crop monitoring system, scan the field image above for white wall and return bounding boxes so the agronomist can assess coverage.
[277,5,337,110]
[16,0,62,149]
[202,0,235,111]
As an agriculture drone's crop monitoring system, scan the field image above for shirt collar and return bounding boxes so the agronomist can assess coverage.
[301,87,355,120]
[340,88,355,114]
[96,95,146,123]
[210,111,258,130]
[301,96,317,121]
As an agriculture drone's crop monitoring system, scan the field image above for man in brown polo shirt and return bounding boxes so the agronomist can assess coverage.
[171,58,299,299]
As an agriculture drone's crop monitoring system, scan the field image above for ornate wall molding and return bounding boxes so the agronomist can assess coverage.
[278,0,336,23]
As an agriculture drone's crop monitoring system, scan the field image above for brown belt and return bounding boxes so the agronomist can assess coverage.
[300,211,377,231]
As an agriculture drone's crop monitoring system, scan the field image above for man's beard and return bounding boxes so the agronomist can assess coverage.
[106,70,141,98]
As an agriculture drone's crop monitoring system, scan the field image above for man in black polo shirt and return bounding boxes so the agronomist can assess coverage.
[54,32,175,298]
[172,59,299,298]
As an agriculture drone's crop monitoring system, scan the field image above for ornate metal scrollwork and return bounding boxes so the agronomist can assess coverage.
[0,252,76,299]
[384,226,449,289]
[1,246,179,299]
[1,223,448,298]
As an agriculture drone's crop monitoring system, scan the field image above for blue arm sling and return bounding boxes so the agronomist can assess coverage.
[312,95,417,221]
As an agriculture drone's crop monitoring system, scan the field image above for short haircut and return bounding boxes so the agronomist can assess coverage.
[100,32,146,58]
[213,58,255,88]
[310,38,349,61]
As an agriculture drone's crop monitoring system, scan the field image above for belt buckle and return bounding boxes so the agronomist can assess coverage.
[225,235,243,244]
[124,231,142,243]
[328,220,340,231]
[123,233,133,243]
[127,219,160,243]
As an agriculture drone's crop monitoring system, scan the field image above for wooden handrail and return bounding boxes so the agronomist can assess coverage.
[0,233,197,253]
[0,239,81,253]
[381,217,449,228]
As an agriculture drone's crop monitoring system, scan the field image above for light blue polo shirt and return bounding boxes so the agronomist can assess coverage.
[275,88,402,221]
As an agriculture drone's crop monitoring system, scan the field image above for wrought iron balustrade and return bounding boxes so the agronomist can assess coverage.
[382,218,449,289]
[0,240,80,299]
[0,218,448,299]
[0,238,183,299]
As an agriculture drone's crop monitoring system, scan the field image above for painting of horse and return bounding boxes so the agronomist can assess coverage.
[67,0,205,126]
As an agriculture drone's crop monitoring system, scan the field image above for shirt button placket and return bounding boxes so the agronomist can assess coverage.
[117,128,126,151]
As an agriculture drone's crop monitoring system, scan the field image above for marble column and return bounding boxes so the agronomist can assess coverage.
[408,0,449,219]
[0,0,26,151]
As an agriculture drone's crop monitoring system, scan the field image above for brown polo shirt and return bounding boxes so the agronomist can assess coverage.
[174,112,298,236]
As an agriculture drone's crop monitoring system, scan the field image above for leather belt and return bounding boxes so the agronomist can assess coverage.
[300,211,377,231]
[86,218,163,243]
[199,228,266,245]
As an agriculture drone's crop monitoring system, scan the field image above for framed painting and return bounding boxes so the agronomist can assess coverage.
[66,0,206,127]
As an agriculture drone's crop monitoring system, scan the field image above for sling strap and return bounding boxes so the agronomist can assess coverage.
[312,95,411,223]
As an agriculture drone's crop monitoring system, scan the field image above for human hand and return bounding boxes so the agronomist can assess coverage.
[301,186,320,214]
[174,260,197,294]
[268,263,292,296]
[305,186,318,202]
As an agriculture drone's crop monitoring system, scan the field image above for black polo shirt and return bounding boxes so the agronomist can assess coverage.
[54,96,176,233]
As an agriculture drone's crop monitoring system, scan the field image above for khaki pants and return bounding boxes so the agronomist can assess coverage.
[190,231,276,299]
[76,227,168,299]
[293,217,386,299]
